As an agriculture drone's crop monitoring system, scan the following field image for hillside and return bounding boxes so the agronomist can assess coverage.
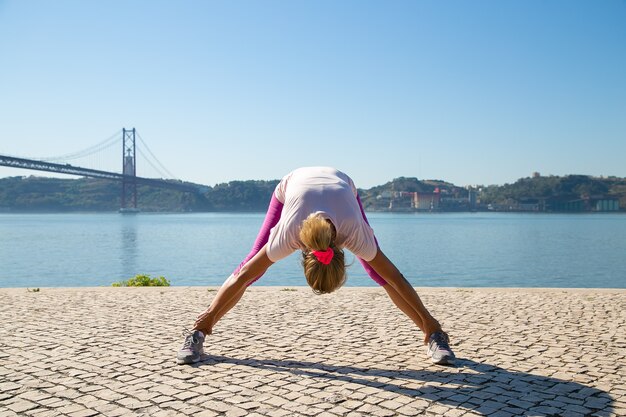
[0,176,278,212]
[479,175,626,211]
[0,174,624,212]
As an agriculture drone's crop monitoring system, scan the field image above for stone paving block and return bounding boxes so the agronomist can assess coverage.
[396,404,423,416]
[362,395,386,405]
[150,410,181,417]
[116,398,152,411]
[201,399,232,413]
[56,403,86,415]
[265,409,293,417]
[25,409,62,417]
[377,399,406,410]
[68,409,99,417]
[5,400,39,413]
[91,389,126,402]
[224,406,248,417]
[327,404,353,414]
[173,391,197,401]
[190,385,220,395]
[150,385,182,397]
[0,383,22,393]
[585,396,612,409]
[487,410,515,417]
[614,408,626,416]
[16,391,51,402]
[195,410,219,417]
[294,395,320,405]
[96,405,134,416]
[150,395,176,406]
[370,407,396,417]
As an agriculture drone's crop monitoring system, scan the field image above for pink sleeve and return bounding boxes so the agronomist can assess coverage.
[233,193,284,284]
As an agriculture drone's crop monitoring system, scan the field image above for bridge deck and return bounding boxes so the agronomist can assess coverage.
[0,154,198,192]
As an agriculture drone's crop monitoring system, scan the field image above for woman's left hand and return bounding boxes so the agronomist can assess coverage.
[194,309,214,335]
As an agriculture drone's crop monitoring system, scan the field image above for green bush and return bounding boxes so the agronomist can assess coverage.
[112,274,170,287]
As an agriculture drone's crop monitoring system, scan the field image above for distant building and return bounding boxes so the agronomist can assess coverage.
[467,186,477,209]
[532,172,541,178]
[412,190,440,211]
[388,195,412,211]
[546,198,586,212]
[593,199,620,212]
[518,202,540,212]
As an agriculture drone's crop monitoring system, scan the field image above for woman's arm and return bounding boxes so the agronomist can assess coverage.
[194,245,274,334]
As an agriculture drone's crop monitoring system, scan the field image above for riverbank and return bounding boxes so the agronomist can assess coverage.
[1,287,624,416]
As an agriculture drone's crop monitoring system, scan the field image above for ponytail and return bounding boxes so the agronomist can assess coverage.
[299,214,346,294]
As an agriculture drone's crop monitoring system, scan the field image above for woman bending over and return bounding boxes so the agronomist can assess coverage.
[178,167,455,366]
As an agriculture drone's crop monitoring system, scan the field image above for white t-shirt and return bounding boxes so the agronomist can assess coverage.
[266,167,378,262]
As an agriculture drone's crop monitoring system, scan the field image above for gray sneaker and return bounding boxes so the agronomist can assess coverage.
[177,330,205,365]
[426,331,456,365]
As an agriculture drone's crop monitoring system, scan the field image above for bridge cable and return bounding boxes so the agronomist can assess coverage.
[135,132,178,180]
[136,147,170,179]
[36,130,122,162]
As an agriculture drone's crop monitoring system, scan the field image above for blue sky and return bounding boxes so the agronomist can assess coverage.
[1,1,625,188]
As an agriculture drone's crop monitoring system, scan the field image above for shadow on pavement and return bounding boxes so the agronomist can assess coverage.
[195,355,613,416]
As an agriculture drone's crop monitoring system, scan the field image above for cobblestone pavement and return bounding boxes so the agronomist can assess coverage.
[0,287,624,417]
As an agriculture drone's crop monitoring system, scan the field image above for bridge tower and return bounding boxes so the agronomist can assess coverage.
[121,128,138,211]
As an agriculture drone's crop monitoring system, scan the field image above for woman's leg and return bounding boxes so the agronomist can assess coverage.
[382,283,426,332]
[204,193,283,332]
[357,257,387,285]
[356,194,432,335]
[355,195,454,364]
[355,194,388,285]
[178,194,284,364]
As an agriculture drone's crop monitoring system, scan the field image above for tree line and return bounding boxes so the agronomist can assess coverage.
[0,174,624,212]
[479,175,626,209]
[0,176,279,212]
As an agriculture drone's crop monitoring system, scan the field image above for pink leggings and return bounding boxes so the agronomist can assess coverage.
[234,194,387,286]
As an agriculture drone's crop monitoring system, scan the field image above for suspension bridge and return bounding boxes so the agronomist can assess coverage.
[0,128,201,212]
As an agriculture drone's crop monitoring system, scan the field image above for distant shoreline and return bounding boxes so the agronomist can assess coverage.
[1,174,624,213]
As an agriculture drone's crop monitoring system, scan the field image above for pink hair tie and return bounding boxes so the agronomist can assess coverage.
[312,248,334,265]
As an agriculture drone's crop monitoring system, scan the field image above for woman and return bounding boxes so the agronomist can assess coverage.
[178,167,455,365]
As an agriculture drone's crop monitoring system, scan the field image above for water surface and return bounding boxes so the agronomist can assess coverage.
[1,212,624,288]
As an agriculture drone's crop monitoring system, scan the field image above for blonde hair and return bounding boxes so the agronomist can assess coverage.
[299,213,346,294]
